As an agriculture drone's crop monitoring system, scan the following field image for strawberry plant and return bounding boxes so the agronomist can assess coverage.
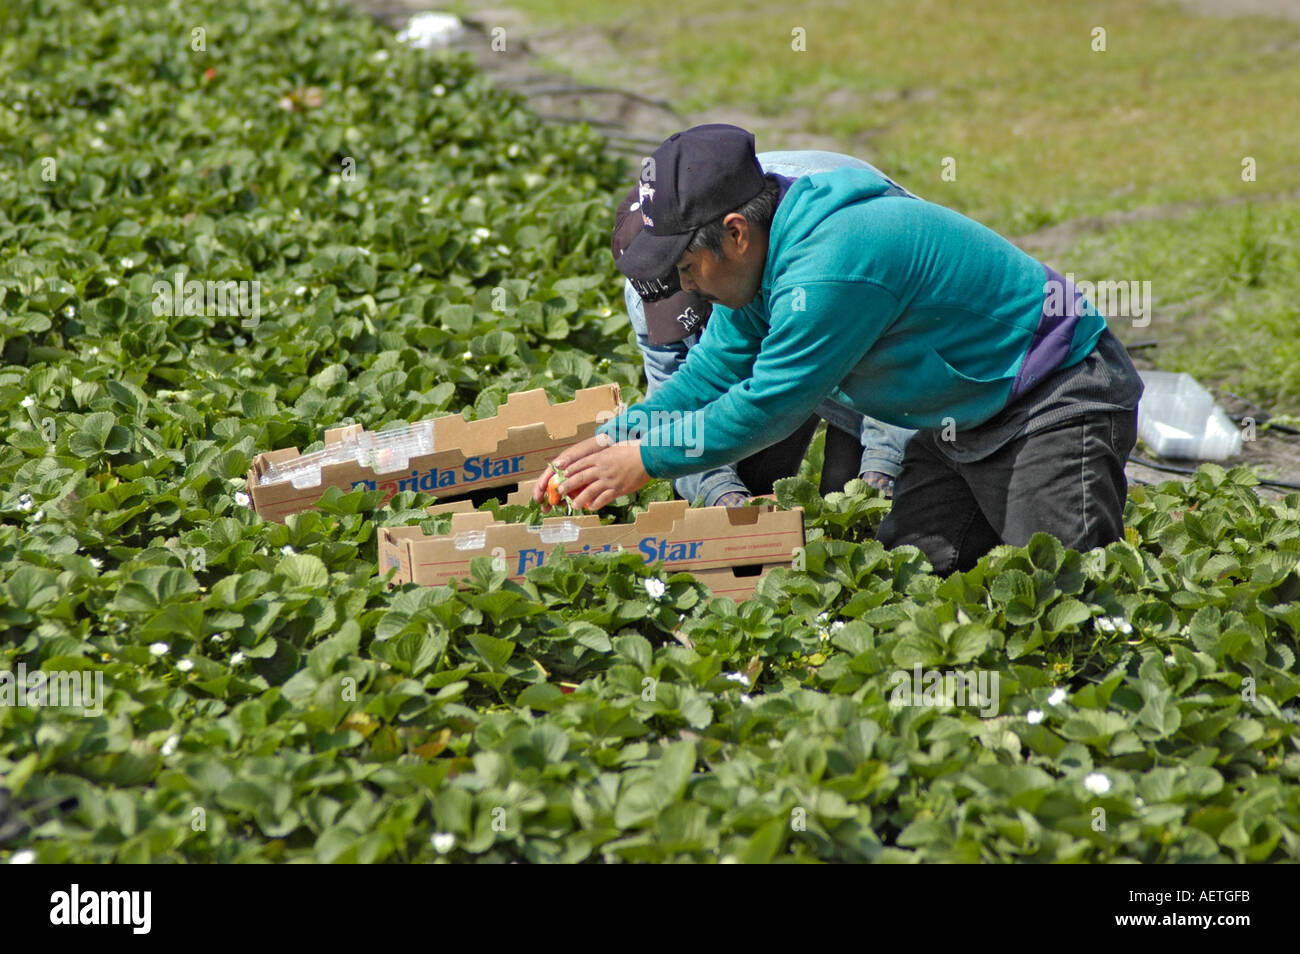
[1,0,1298,863]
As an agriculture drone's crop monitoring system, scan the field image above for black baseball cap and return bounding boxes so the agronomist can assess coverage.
[611,186,712,345]
[614,124,767,282]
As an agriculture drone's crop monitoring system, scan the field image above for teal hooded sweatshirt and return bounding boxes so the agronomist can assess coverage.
[598,167,1107,480]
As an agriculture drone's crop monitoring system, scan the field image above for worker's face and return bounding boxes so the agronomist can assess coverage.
[674,215,765,310]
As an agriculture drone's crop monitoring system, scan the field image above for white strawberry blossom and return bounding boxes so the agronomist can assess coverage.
[230,652,246,666]
[1026,709,1044,724]
[149,642,169,656]
[234,491,251,507]
[431,832,455,853]
[643,577,666,600]
[176,659,194,672]
[17,494,33,511]
[1096,616,1133,635]
[9,850,35,864]
[1084,772,1111,795]
[161,735,179,756]
[814,613,845,641]
[724,672,751,688]
[21,396,34,408]
[1047,687,1067,706]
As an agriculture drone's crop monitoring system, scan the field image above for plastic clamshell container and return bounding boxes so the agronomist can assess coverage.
[1137,371,1243,460]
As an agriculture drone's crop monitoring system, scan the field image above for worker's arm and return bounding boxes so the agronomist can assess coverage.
[634,278,900,479]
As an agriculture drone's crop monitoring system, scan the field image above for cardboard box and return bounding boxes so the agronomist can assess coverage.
[377,495,805,602]
[246,384,621,522]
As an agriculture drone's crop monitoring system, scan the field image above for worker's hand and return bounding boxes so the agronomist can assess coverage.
[539,434,649,512]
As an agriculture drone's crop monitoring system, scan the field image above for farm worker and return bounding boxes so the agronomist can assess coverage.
[611,149,917,506]
[538,124,1144,575]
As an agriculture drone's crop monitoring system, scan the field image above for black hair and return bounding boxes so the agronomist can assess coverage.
[684,174,781,258]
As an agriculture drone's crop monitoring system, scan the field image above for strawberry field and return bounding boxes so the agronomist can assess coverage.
[2,0,1299,864]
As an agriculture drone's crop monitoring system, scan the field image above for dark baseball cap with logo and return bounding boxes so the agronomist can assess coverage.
[613,123,767,283]
[611,186,712,345]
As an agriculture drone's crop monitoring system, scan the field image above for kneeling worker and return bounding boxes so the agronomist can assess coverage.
[539,125,1143,576]
[612,148,916,506]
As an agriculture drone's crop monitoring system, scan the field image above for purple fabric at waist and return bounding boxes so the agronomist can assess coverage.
[773,174,796,204]
[1010,264,1085,400]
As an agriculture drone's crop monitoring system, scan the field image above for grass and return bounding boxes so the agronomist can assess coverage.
[469,0,1300,231]
[1063,199,1300,411]
[3,0,1299,866]
[455,0,1300,413]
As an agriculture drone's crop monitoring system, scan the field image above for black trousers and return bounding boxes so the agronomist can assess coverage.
[876,408,1138,576]
[736,416,865,497]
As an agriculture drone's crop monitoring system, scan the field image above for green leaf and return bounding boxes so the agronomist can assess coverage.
[278,554,329,589]
[613,633,653,671]
[1044,599,1091,633]
[68,411,116,457]
[466,633,515,672]
[568,621,612,653]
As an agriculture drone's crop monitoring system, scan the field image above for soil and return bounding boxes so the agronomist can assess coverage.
[344,0,1300,499]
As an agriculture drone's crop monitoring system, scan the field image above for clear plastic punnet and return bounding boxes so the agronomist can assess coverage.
[258,420,435,489]
[1137,371,1243,461]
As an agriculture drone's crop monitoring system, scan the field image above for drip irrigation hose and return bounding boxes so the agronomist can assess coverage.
[1217,390,1300,436]
[1129,454,1300,492]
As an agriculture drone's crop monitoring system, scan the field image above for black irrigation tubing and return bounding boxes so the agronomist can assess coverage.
[1219,390,1300,435]
[535,115,658,137]
[1130,454,1300,492]
[511,83,683,117]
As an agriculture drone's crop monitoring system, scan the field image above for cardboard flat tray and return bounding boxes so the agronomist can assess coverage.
[378,495,805,602]
[246,384,620,522]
